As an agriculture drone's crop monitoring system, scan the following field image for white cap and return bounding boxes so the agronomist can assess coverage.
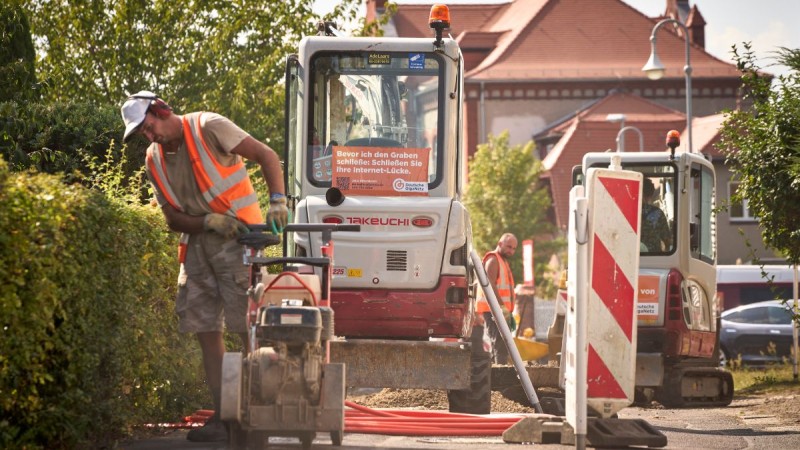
[121,90,157,141]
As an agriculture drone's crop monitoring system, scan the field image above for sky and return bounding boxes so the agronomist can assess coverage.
[313,0,800,78]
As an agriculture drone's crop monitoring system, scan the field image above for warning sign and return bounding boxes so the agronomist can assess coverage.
[331,146,430,196]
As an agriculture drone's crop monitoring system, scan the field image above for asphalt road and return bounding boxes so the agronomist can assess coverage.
[120,402,800,450]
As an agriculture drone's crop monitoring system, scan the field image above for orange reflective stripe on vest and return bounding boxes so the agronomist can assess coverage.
[182,114,262,224]
[476,250,514,313]
[146,149,189,263]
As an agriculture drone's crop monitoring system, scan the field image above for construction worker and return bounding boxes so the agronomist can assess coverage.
[121,91,288,442]
[641,177,672,253]
[476,232,517,364]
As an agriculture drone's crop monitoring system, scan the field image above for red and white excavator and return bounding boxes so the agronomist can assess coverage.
[566,133,734,407]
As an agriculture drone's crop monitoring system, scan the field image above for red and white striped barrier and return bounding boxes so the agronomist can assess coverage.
[565,155,641,442]
[586,167,641,417]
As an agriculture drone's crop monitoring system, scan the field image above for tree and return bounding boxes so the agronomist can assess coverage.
[21,0,365,149]
[718,44,800,265]
[0,1,38,102]
[464,132,564,297]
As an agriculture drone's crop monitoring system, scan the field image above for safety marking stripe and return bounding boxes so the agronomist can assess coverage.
[587,282,634,396]
[598,176,640,234]
[593,176,640,283]
[591,235,635,341]
[587,344,627,399]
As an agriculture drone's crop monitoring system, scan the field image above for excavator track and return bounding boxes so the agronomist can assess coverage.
[655,367,734,408]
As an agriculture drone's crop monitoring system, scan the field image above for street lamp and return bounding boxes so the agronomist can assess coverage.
[606,113,626,152]
[642,18,693,153]
[616,126,644,152]
[606,114,644,152]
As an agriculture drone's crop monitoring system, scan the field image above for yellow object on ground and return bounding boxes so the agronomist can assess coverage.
[522,327,534,338]
[513,337,549,361]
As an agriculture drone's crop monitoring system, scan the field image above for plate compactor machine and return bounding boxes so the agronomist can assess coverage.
[220,223,358,450]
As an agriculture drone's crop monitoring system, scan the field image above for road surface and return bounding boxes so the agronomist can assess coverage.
[120,395,800,450]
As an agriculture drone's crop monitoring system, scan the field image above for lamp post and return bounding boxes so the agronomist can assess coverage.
[616,126,644,152]
[606,114,644,152]
[642,18,693,153]
[606,113,626,151]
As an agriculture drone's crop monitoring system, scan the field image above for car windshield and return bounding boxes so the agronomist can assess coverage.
[307,52,443,193]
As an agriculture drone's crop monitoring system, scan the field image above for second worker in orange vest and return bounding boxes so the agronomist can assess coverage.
[476,232,518,364]
[121,91,287,443]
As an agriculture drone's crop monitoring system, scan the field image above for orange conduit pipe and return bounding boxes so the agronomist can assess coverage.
[343,401,524,436]
[157,403,525,436]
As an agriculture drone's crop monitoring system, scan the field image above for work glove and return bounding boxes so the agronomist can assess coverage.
[203,213,249,240]
[267,194,289,233]
[501,306,516,332]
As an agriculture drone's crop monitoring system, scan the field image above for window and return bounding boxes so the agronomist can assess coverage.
[307,52,443,190]
[640,173,676,255]
[690,164,715,264]
[728,181,756,221]
[725,307,769,324]
[578,162,678,256]
[768,306,793,325]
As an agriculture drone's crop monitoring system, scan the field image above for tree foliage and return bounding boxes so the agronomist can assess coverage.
[464,132,563,297]
[0,1,38,102]
[0,100,138,175]
[21,0,365,149]
[718,44,800,264]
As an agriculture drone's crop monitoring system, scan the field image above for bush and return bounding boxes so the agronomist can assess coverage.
[0,100,148,185]
[0,156,207,449]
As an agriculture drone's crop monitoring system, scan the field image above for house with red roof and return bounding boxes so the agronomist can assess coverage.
[366,0,782,265]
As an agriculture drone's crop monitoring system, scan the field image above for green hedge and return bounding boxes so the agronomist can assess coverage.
[0,157,208,449]
[0,100,148,184]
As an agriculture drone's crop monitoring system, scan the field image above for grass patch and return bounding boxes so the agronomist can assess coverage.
[731,363,800,394]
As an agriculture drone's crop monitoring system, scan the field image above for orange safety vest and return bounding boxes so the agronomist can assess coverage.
[476,250,514,313]
[146,113,263,262]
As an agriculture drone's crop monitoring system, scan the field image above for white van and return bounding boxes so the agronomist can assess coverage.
[716,264,797,310]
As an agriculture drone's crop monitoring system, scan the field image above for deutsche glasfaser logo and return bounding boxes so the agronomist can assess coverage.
[393,178,427,193]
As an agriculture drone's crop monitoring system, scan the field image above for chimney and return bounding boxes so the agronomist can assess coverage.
[664,0,691,24]
[686,5,706,49]
[366,0,386,23]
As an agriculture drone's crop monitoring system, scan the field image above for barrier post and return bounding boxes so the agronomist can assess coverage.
[565,185,588,448]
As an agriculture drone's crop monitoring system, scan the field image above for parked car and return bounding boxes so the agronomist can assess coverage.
[719,300,798,366]
[716,264,795,310]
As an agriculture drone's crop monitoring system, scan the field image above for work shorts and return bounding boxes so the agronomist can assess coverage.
[176,231,250,334]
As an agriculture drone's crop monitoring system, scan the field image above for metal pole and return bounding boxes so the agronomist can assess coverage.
[793,264,798,380]
[616,126,645,152]
[479,81,486,145]
[647,19,693,153]
[683,38,693,153]
[574,196,589,450]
